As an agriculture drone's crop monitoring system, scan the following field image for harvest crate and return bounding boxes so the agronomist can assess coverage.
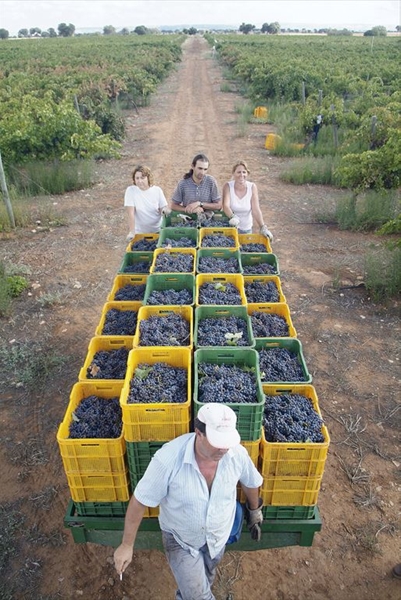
[118,252,153,275]
[237,437,262,502]
[120,347,192,442]
[95,301,141,337]
[78,336,134,382]
[161,210,199,228]
[157,227,199,249]
[255,338,312,384]
[195,274,247,306]
[126,233,159,253]
[193,348,264,441]
[194,305,255,348]
[150,247,196,274]
[261,475,322,506]
[262,505,316,520]
[247,303,297,338]
[199,227,239,249]
[126,440,166,487]
[196,248,243,274]
[143,273,195,306]
[260,384,330,477]
[57,381,126,474]
[244,275,286,305]
[133,305,193,348]
[107,274,148,303]
[239,233,272,253]
[66,470,130,503]
[75,501,129,517]
[240,252,279,276]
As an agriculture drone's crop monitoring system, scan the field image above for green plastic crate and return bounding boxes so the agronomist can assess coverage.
[143,274,195,306]
[157,227,199,248]
[194,305,255,348]
[118,252,153,275]
[262,505,316,520]
[196,248,243,274]
[240,252,279,276]
[126,441,166,487]
[193,348,264,441]
[161,211,199,228]
[75,501,129,517]
[255,338,312,384]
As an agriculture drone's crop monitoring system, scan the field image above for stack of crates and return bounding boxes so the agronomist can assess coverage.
[58,209,329,531]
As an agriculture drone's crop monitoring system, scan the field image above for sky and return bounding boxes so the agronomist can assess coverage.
[0,0,400,34]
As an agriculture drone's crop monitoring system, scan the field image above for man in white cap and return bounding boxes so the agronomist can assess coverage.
[114,403,263,599]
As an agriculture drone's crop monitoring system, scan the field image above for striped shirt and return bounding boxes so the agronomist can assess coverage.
[134,433,263,558]
[171,175,221,207]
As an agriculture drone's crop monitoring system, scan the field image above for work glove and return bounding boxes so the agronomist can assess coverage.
[160,206,171,216]
[260,225,273,241]
[229,215,240,228]
[177,213,192,223]
[126,231,135,242]
[244,498,263,542]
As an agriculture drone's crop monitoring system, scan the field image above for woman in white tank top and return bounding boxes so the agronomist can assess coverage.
[222,161,273,240]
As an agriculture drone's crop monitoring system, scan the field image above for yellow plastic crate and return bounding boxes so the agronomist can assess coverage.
[237,437,262,502]
[78,336,134,382]
[126,233,159,253]
[120,347,192,442]
[195,274,247,306]
[133,305,193,348]
[261,475,322,506]
[265,133,282,151]
[254,106,268,119]
[247,302,297,338]
[95,301,142,336]
[199,227,239,249]
[239,233,272,253]
[57,381,126,474]
[150,247,196,274]
[66,470,130,503]
[107,274,148,302]
[244,275,286,304]
[260,384,330,477]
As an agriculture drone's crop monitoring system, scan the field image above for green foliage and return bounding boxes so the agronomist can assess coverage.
[8,159,95,196]
[6,275,29,297]
[0,339,65,388]
[0,263,29,315]
[280,155,341,185]
[364,245,401,300]
[335,190,400,231]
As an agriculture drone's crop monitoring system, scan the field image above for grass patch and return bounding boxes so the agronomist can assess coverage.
[364,243,401,301]
[0,262,30,317]
[280,155,342,185]
[8,159,95,196]
[336,190,400,231]
[0,339,65,390]
[0,196,67,232]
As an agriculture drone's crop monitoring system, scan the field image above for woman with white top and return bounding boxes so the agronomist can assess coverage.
[124,165,170,241]
[222,160,273,240]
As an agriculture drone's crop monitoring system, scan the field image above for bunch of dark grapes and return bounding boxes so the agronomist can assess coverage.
[146,288,193,305]
[139,313,190,346]
[69,395,122,439]
[244,280,279,303]
[258,348,306,382]
[153,252,194,273]
[101,308,138,335]
[197,256,240,274]
[162,237,196,248]
[123,261,151,274]
[114,283,146,301]
[250,312,289,337]
[198,363,259,404]
[128,362,187,404]
[197,315,250,346]
[171,218,197,228]
[86,347,129,380]
[201,234,236,248]
[263,393,324,443]
[198,282,242,305]
[129,238,158,251]
[199,218,230,228]
[240,243,267,253]
[242,263,277,275]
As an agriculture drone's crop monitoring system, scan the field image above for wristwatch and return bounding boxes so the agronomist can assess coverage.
[199,202,204,208]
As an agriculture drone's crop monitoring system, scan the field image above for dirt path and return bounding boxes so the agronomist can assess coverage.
[0,36,400,600]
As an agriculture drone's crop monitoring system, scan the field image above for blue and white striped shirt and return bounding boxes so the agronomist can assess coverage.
[134,433,263,558]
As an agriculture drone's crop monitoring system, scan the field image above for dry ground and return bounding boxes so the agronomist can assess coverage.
[0,36,400,600]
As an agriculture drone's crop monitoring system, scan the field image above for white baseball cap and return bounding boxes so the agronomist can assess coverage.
[197,403,241,449]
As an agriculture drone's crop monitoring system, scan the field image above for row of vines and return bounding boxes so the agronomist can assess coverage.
[0,35,183,167]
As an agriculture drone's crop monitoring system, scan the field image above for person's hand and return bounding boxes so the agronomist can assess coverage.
[126,231,135,242]
[229,215,240,228]
[244,498,263,541]
[185,202,203,214]
[160,206,171,216]
[114,543,133,577]
[177,213,192,223]
[260,225,273,241]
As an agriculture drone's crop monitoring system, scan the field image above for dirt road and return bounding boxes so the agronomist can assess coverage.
[0,36,400,600]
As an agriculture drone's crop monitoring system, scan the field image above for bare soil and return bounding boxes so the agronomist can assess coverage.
[0,36,400,600]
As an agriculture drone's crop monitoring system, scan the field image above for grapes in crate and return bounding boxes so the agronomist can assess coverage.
[244,280,279,303]
[153,252,194,273]
[197,316,250,346]
[130,239,158,251]
[198,282,242,305]
[139,313,190,346]
[128,362,187,404]
[114,283,146,301]
[69,396,122,439]
[201,234,235,248]
[87,347,129,380]
[102,309,138,335]
[259,348,306,382]
[250,312,289,337]
[263,393,324,443]
[197,256,240,274]
[147,288,193,305]
[198,363,259,404]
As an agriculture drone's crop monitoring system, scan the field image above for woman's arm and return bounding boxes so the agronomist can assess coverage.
[222,182,234,218]
[126,206,135,235]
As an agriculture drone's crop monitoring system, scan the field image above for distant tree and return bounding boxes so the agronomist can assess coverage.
[327,28,353,36]
[18,28,29,38]
[183,27,197,35]
[0,28,9,39]
[58,23,75,37]
[120,28,130,35]
[239,22,255,34]
[396,25,401,32]
[29,27,41,36]
[48,27,57,38]
[103,25,116,35]
[261,21,280,34]
[133,25,148,35]
[364,25,387,36]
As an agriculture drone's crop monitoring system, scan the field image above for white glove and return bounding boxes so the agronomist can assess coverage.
[229,215,240,228]
[161,206,171,216]
[126,231,135,242]
[260,225,273,241]
[244,498,263,542]
[177,213,192,223]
